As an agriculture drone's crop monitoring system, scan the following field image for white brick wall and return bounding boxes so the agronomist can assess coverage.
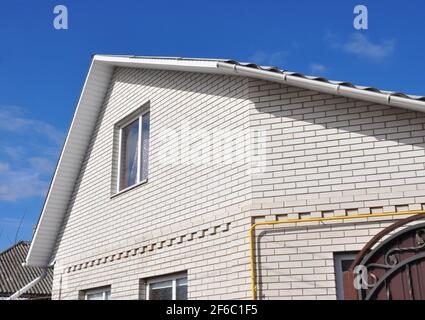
[248,80,425,217]
[247,79,425,300]
[52,68,254,300]
[51,70,425,300]
[253,217,425,300]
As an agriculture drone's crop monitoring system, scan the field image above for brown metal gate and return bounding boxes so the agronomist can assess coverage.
[344,215,425,300]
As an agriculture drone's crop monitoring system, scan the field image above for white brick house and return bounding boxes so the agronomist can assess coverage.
[24,55,425,300]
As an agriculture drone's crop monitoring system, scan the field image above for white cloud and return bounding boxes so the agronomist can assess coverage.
[0,107,64,145]
[248,50,289,67]
[309,63,327,75]
[28,157,56,175]
[0,162,9,173]
[0,163,50,201]
[343,34,395,59]
[0,106,63,201]
[326,32,395,60]
[1,146,26,159]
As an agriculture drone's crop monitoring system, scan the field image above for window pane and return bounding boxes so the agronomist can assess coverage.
[150,280,172,300]
[120,119,139,189]
[86,292,104,300]
[140,112,150,181]
[105,290,111,300]
[341,259,355,272]
[176,278,188,300]
[177,278,187,286]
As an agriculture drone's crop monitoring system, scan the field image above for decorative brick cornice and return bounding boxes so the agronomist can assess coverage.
[65,222,231,274]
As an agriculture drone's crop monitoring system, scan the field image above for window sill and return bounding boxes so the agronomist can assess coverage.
[111,179,148,199]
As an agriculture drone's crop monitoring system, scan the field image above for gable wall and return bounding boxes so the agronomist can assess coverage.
[51,68,256,299]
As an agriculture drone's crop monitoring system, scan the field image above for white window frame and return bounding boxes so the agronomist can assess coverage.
[84,287,111,300]
[117,109,150,193]
[334,252,358,300]
[145,274,187,300]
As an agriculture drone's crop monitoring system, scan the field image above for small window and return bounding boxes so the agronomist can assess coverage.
[117,111,150,191]
[146,274,187,300]
[334,252,358,300]
[84,287,111,300]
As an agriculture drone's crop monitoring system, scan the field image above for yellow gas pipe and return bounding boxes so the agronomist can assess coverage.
[249,210,425,300]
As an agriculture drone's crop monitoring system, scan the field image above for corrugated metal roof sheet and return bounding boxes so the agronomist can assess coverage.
[0,241,52,298]
[223,59,425,102]
[104,55,425,102]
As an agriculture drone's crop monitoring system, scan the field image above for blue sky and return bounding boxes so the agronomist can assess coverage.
[0,0,424,251]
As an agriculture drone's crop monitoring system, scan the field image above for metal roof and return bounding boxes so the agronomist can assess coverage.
[224,59,425,102]
[26,55,425,268]
[0,241,52,298]
[99,55,425,102]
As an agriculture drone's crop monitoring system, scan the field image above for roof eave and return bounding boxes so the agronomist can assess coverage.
[26,58,115,267]
[215,61,425,113]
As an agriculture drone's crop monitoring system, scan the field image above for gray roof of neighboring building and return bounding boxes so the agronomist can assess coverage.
[0,241,52,298]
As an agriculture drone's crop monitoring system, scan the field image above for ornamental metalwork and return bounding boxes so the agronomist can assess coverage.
[347,218,425,300]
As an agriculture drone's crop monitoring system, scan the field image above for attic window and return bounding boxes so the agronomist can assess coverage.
[117,110,150,192]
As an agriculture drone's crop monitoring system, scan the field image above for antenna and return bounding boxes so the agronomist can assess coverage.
[14,207,28,244]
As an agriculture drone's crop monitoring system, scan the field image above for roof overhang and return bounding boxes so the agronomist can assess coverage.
[26,55,425,267]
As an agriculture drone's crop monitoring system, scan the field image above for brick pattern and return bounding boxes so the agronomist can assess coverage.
[64,221,231,274]
[52,68,254,299]
[57,215,251,300]
[248,80,425,217]
[253,216,421,300]
[51,71,425,300]
[247,79,425,300]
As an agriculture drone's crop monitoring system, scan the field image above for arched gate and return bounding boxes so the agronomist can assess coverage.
[344,215,425,300]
